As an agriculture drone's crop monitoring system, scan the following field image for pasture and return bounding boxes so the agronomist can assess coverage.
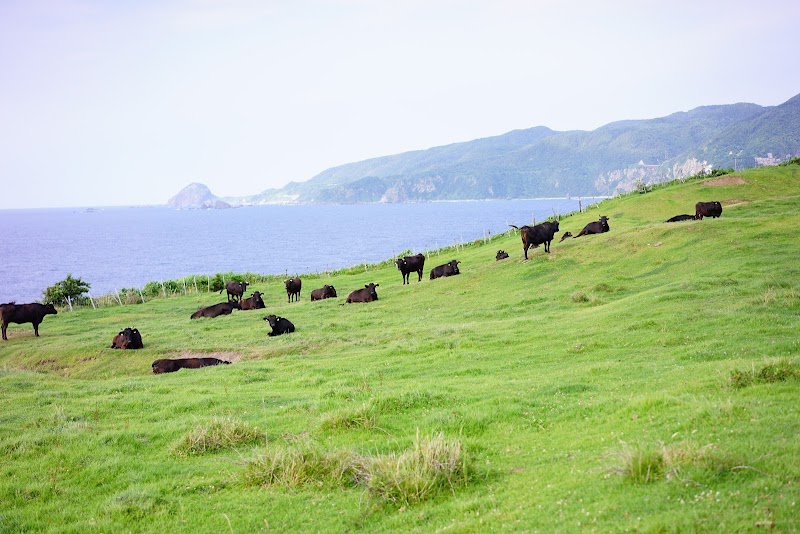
[1,164,799,532]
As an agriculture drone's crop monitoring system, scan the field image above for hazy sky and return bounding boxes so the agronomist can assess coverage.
[1,0,798,209]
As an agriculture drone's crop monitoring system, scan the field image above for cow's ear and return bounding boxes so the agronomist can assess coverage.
[364,285,369,288]
[375,284,379,287]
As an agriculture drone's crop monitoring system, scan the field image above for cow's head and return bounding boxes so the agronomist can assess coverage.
[449,260,461,274]
[263,314,279,328]
[365,283,379,300]
[325,285,337,297]
[252,292,265,307]
[44,303,58,315]
[395,259,407,270]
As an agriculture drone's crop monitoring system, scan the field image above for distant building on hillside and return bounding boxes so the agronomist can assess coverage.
[754,153,781,167]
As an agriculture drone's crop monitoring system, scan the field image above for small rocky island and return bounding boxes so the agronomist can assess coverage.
[167,183,232,209]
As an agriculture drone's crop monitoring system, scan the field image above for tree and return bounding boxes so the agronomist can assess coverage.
[42,274,91,308]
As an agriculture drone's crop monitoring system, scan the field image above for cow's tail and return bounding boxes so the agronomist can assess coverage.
[508,224,520,229]
[218,288,223,294]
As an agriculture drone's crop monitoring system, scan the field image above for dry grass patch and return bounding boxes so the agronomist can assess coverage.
[730,359,800,389]
[319,401,379,430]
[702,176,748,187]
[168,351,242,363]
[605,441,739,484]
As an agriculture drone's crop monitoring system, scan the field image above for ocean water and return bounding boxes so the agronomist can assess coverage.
[0,198,602,302]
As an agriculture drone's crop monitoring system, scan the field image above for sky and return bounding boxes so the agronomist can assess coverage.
[1,0,798,209]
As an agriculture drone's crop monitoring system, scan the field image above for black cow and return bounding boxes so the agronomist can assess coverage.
[310,285,337,301]
[285,277,302,303]
[574,216,610,238]
[1,302,58,341]
[695,202,722,220]
[509,221,560,259]
[239,291,266,310]
[560,231,573,242]
[666,214,696,223]
[221,281,248,302]
[110,327,143,349]
[430,260,461,280]
[496,250,509,261]
[263,314,295,336]
[395,253,426,284]
[152,357,230,374]
[346,283,379,303]
[190,301,240,319]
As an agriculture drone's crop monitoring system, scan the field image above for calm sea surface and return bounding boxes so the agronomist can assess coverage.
[0,199,601,302]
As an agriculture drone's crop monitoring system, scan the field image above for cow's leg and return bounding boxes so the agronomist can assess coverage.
[417,269,423,282]
[33,321,40,337]
[524,244,529,260]
[544,240,550,253]
[1,322,6,340]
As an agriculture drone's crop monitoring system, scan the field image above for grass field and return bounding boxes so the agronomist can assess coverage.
[1,165,799,532]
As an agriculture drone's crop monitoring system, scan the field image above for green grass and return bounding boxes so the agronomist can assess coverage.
[1,165,799,532]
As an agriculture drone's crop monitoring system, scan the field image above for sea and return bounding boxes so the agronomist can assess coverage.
[0,198,602,303]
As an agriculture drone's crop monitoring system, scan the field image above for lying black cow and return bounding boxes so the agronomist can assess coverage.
[1,302,57,340]
[190,301,239,319]
[221,281,248,302]
[496,250,509,261]
[152,357,230,374]
[560,231,573,242]
[346,283,379,303]
[239,291,266,310]
[666,214,696,223]
[574,216,610,238]
[264,314,295,336]
[509,221,560,259]
[310,285,337,301]
[430,260,460,280]
[285,277,302,303]
[396,253,426,284]
[695,201,722,220]
[111,327,143,349]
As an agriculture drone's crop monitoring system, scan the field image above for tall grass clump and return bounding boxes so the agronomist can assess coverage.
[173,417,265,456]
[730,359,800,388]
[243,446,358,489]
[357,432,472,506]
[606,441,738,484]
[319,401,379,430]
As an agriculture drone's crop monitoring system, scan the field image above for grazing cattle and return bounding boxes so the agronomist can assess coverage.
[310,285,337,301]
[346,283,380,303]
[574,216,610,238]
[430,260,461,280]
[152,357,230,374]
[509,221,560,259]
[190,301,239,319]
[221,281,249,302]
[263,314,295,336]
[395,253,426,284]
[1,302,57,341]
[496,250,509,261]
[666,214,696,223]
[285,277,302,303]
[560,231,573,242]
[695,201,722,220]
[239,291,266,310]
[110,327,143,349]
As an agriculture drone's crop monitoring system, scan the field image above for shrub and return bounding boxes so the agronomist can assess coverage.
[41,274,91,306]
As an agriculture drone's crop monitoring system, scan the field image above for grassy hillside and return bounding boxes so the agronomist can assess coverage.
[2,165,799,532]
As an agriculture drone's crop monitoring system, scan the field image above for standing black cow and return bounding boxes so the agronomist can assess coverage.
[221,281,249,302]
[395,254,426,284]
[1,302,58,340]
[310,285,337,301]
[666,214,696,223]
[346,283,379,303]
[496,250,509,261]
[695,202,722,220]
[509,221,560,259]
[263,314,295,336]
[110,327,143,349]
[190,301,240,319]
[285,278,302,303]
[239,291,266,310]
[430,260,461,280]
[574,216,610,238]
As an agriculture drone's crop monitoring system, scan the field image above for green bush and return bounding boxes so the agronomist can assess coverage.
[41,274,91,305]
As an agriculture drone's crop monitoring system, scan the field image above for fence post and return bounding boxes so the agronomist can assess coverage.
[66,295,73,312]
[138,289,145,304]
[193,276,198,293]
[161,280,166,298]
[88,294,96,310]
[114,290,123,306]
[183,278,187,295]
[207,275,210,292]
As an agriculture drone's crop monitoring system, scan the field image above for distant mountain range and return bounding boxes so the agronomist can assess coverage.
[167,93,800,208]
